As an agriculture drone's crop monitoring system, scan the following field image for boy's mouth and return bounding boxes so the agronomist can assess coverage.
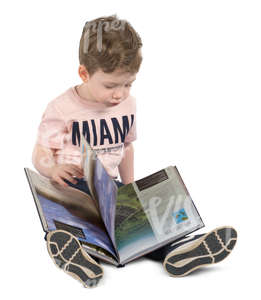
[107,100,121,106]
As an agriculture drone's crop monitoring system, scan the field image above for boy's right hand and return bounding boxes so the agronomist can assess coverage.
[50,164,84,187]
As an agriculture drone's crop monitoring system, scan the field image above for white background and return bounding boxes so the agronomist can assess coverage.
[0,0,259,298]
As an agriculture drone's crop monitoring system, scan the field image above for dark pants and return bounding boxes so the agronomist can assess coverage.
[64,177,175,262]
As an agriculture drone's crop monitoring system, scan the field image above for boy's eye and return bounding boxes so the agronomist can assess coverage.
[105,84,132,89]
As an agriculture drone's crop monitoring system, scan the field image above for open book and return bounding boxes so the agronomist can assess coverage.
[25,136,204,266]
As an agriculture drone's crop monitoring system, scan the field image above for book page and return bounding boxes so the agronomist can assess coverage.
[27,168,101,225]
[25,168,118,258]
[80,131,119,240]
[80,132,98,207]
[81,242,119,265]
[93,158,118,250]
[134,166,204,242]
[115,183,156,263]
[115,166,204,263]
[80,134,119,257]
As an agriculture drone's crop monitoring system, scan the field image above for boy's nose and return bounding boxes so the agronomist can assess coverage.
[112,87,125,100]
[111,94,123,103]
[113,94,122,101]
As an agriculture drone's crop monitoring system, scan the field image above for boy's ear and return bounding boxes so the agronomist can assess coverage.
[78,65,90,82]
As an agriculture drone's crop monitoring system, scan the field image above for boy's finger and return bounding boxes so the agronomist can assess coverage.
[72,173,84,179]
[65,164,83,174]
[66,166,84,178]
[70,164,84,172]
[53,176,68,187]
[59,178,69,187]
[74,168,84,176]
[71,170,84,178]
[61,171,78,185]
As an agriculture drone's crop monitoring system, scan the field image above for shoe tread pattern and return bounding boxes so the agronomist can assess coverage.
[47,230,103,287]
[164,227,237,277]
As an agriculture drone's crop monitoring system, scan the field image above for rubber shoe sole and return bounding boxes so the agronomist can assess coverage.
[163,226,237,277]
[46,230,103,288]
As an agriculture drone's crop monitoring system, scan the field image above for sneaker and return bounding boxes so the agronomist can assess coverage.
[46,230,103,288]
[163,226,237,277]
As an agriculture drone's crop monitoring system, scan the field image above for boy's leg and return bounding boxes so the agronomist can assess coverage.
[64,177,91,194]
[114,180,125,188]
[144,235,190,261]
[64,177,123,193]
[146,226,237,277]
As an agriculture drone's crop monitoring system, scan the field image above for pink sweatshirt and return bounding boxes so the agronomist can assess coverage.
[35,85,136,178]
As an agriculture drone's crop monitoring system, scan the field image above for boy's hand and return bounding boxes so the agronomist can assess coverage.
[50,164,84,187]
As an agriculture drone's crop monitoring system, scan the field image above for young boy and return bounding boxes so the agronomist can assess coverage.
[32,15,237,288]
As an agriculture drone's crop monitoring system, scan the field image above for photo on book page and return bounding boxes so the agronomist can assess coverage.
[115,183,157,262]
[27,168,101,225]
[80,132,98,204]
[114,166,204,263]
[133,166,204,243]
[37,193,116,256]
[94,158,118,248]
[25,168,117,257]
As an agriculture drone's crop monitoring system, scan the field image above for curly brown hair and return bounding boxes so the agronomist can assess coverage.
[79,14,143,76]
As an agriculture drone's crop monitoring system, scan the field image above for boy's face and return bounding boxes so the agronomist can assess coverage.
[78,66,137,107]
